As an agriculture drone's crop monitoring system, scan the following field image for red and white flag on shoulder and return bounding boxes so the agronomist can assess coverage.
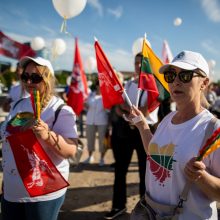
[161,40,173,64]
[67,38,89,116]
[94,38,125,109]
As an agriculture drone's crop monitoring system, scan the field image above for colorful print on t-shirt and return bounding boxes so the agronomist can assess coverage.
[147,142,176,186]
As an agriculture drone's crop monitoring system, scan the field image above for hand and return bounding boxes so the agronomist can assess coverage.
[184,157,206,182]
[120,103,130,114]
[124,105,146,127]
[32,119,49,141]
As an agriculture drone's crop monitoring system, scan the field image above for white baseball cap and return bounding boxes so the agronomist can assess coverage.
[19,56,54,76]
[159,50,209,77]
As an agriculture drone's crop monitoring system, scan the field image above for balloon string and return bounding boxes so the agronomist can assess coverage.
[60,18,67,33]
[60,16,73,37]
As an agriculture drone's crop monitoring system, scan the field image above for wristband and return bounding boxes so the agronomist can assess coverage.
[132,116,142,124]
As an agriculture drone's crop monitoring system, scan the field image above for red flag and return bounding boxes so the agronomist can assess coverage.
[161,40,173,64]
[0,31,36,59]
[94,40,124,109]
[67,38,88,116]
[7,129,69,197]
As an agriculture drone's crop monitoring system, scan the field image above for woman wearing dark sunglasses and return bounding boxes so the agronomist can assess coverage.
[0,56,78,220]
[128,51,220,219]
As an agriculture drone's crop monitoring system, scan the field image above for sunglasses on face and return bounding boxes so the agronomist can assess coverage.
[163,70,203,83]
[21,72,43,84]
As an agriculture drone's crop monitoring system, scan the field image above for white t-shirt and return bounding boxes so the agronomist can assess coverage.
[124,80,159,125]
[1,96,78,202]
[86,92,109,125]
[146,109,220,219]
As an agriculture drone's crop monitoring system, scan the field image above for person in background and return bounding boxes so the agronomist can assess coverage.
[206,82,217,106]
[3,62,29,112]
[0,56,78,220]
[104,53,159,219]
[128,50,220,219]
[83,79,109,166]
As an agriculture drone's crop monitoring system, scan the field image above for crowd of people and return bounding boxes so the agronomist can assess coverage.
[0,49,220,220]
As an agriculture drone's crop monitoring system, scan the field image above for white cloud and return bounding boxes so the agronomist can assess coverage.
[201,0,220,22]
[41,26,57,36]
[87,0,103,16]
[107,6,123,19]
[201,39,220,55]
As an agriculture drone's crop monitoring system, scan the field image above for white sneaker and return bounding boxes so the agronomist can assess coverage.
[99,158,105,166]
[83,156,95,164]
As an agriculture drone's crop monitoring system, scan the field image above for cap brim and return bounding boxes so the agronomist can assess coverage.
[159,61,197,73]
[20,56,50,68]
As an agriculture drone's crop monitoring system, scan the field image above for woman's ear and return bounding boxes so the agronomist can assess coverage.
[201,77,209,90]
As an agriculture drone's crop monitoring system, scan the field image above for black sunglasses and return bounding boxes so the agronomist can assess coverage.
[21,72,43,84]
[163,70,203,83]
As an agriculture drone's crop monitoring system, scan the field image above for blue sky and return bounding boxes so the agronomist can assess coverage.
[0,0,220,81]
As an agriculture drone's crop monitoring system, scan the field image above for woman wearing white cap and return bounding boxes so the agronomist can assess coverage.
[128,51,220,219]
[0,56,78,220]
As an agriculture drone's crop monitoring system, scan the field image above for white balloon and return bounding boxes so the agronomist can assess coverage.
[132,37,151,56]
[52,0,87,19]
[31,37,45,51]
[51,38,66,55]
[84,56,97,73]
[173,17,182,26]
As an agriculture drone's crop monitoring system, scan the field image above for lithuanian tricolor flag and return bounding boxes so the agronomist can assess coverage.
[138,38,170,112]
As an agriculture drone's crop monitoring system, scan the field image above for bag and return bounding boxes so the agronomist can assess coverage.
[130,196,156,220]
[130,194,181,220]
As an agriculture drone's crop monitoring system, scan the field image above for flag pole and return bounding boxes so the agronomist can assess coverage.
[123,90,132,107]
[135,33,147,107]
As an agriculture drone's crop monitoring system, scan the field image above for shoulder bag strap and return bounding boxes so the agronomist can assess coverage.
[12,98,25,110]
[52,103,66,128]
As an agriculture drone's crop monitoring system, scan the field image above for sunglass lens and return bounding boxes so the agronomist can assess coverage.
[31,74,43,84]
[164,72,176,83]
[179,71,193,83]
[21,72,29,82]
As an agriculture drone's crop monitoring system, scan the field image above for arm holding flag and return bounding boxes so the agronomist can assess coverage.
[32,118,78,159]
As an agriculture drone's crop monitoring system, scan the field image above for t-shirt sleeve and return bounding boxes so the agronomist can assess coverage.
[52,105,78,139]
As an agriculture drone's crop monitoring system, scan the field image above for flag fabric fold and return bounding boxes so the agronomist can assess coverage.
[67,38,88,116]
[94,40,124,109]
[197,127,220,161]
[162,40,173,64]
[0,31,36,59]
[143,39,170,105]
[7,129,69,197]
[138,38,160,112]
